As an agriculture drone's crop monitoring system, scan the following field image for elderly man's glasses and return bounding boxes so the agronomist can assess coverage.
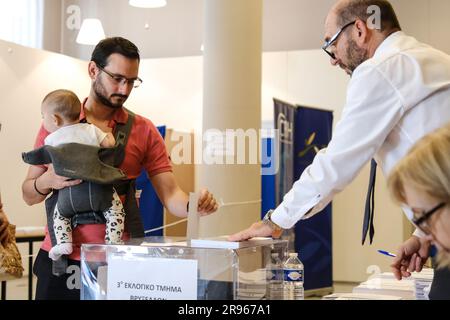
[412,202,446,235]
[97,65,143,88]
[322,20,356,60]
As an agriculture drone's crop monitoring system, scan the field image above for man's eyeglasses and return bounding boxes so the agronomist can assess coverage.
[412,202,446,235]
[322,20,356,60]
[97,65,143,88]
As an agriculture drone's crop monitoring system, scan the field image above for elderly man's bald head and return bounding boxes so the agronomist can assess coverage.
[328,0,401,33]
[323,0,402,75]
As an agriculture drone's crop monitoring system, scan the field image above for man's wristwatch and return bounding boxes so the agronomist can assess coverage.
[262,210,283,237]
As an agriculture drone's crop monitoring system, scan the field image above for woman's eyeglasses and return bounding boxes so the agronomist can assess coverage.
[412,202,446,234]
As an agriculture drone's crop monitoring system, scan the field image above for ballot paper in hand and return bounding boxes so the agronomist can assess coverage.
[186,192,199,240]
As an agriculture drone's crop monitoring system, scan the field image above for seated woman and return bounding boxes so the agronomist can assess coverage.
[388,124,450,271]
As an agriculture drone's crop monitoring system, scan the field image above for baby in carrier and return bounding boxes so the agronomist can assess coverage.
[40,89,125,260]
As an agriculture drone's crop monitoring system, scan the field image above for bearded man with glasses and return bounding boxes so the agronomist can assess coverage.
[22,37,219,300]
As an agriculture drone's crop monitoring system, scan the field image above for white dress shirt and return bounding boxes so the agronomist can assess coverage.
[271,31,450,230]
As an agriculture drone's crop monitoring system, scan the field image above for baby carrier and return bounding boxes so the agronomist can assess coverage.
[22,110,145,275]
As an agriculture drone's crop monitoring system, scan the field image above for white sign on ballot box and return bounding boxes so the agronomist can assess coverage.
[107,253,198,300]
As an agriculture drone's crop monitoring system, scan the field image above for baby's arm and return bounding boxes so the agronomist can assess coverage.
[100,132,116,148]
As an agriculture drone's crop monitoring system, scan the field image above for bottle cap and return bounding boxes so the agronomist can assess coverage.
[289,252,298,257]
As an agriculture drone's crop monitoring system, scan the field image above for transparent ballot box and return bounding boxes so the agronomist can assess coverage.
[80,237,287,300]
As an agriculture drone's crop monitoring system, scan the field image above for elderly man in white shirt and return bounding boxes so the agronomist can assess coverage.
[230,0,450,298]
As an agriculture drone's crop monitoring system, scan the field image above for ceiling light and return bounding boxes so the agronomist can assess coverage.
[129,0,167,8]
[76,19,106,45]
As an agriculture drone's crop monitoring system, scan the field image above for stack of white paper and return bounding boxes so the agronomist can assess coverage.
[366,269,434,300]
[322,293,403,300]
[329,268,435,301]
[352,277,415,299]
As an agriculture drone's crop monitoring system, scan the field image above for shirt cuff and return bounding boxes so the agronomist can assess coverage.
[148,166,173,178]
[270,195,322,229]
[413,228,426,238]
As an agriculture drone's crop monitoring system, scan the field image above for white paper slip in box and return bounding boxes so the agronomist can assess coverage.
[190,236,275,249]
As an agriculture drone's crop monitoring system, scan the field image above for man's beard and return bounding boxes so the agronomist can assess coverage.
[344,39,369,75]
[93,79,128,109]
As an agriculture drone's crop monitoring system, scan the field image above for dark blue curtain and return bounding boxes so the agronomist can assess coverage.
[135,126,166,236]
[261,137,276,218]
[274,99,333,292]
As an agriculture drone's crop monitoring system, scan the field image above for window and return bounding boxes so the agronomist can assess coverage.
[0,0,44,49]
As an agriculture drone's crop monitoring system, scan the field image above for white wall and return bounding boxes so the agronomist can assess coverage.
[1,39,408,283]
[127,56,204,133]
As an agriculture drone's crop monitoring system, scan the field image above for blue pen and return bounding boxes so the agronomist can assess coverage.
[378,250,397,257]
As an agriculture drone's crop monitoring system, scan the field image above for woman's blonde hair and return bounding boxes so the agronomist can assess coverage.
[388,124,450,205]
[388,123,450,269]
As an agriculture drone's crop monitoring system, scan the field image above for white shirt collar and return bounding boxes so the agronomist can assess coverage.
[373,30,404,58]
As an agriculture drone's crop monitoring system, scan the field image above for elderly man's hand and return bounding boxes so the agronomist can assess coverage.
[228,221,275,242]
[197,188,219,216]
[0,207,10,246]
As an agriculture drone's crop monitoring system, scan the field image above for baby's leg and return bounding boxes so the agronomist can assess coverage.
[49,205,73,260]
[104,189,126,244]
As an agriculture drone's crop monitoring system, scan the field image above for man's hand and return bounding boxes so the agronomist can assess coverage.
[197,188,219,216]
[40,164,82,191]
[391,235,431,280]
[227,221,274,242]
[0,208,10,246]
[23,164,82,206]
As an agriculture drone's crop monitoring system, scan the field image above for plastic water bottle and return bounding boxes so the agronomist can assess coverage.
[283,252,304,300]
[266,253,283,300]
